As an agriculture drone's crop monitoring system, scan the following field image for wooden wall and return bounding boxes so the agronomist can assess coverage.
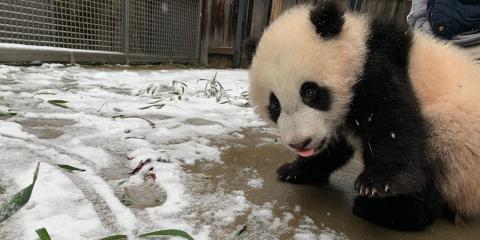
[360,0,412,26]
[269,0,350,21]
[249,0,270,39]
[201,0,240,67]
[201,0,412,68]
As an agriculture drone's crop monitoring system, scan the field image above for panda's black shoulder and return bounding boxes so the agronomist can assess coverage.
[347,16,427,163]
[366,18,413,67]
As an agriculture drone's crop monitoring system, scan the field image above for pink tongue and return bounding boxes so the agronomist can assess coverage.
[297,149,315,157]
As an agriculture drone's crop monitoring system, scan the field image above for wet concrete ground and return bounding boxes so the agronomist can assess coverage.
[4,67,480,239]
[15,116,480,239]
[187,129,480,240]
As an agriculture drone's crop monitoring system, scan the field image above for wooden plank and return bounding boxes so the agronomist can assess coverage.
[209,55,233,68]
[208,47,235,55]
[282,0,297,11]
[233,0,248,67]
[207,0,240,67]
[200,0,212,65]
[360,0,410,26]
[250,0,271,38]
[270,0,283,22]
[297,0,314,5]
[209,0,228,47]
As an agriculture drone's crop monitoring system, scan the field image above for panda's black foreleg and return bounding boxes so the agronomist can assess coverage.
[352,180,444,231]
[277,137,353,184]
[354,161,428,197]
[351,102,430,197]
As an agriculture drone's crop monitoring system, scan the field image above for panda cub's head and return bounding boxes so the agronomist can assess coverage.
[249,2,369,157]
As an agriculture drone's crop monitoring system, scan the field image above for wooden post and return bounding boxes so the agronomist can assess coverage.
[200,0,212,66]
[282,0,297,11]
[270,0,283,22]
[233,0,248,68]
[249,0,271,38]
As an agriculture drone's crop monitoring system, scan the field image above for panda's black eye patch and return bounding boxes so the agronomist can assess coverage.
[267,92,281,123]
[300,82,331,111]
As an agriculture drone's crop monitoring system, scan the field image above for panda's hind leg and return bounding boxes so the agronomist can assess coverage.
[352,183,444,231]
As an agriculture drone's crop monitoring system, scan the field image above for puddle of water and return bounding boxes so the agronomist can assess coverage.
[0,116,15,121]
[184,118,222,126]
[19,118,76,128]
[0,81,19,86]
[26,128,65,139]
[185,128,480,240]
[105,87,133,95]
[101,165,131,181]
[16,118,76,139]
[114,183,167,209]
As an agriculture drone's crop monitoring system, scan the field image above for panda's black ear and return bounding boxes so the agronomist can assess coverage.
[310,1,345,39]
[243,37,259,65]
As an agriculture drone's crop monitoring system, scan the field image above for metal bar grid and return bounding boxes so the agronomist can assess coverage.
[0,0,123,52]
[128,0,200,59]
[0,0,202,63]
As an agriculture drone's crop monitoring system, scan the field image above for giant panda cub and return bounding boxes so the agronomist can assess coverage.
[248,1,480,231]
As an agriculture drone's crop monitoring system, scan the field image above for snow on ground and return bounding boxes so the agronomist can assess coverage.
[0,64,344,239]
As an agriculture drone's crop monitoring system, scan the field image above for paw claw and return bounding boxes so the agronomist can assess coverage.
[277,161,331,184]
[355,172,395,197]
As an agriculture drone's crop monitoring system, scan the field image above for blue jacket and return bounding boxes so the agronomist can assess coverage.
[428,0,480,39]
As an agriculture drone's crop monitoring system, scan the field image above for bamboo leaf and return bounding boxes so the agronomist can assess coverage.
[0,162,40,223]
[98,235,128,240]
[112,114,126,119]
[139,229,194,240]
[48,100,68,108]
[56,164,86,173]
[111,115,155,128]
[139,104,165,110]
[0,112,17,116]
[35,228,52,240]
[227,225,247,240]
[48,100,68,104]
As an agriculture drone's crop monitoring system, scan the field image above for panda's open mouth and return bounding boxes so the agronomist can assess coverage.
[296,139,327,158]
[297,149,317,157]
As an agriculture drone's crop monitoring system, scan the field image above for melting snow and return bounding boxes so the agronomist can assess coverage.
[0,64,344,239]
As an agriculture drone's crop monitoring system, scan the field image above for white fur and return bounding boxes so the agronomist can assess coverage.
[409,32,480,217]
[249,5,369,152]
[249,4,480,218]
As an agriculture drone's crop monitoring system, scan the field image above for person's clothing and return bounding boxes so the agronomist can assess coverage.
[408,0,480,46]
[428,0,480,40]
[465,42,480,62]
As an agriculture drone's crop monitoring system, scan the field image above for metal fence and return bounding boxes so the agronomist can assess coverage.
[0,0,202,64]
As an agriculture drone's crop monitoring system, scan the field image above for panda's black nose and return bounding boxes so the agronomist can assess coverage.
[289,138,312,149]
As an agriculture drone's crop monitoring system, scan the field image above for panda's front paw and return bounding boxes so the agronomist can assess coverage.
[277,162,305,183]
[354,166,417,197]
[354,171,393,197]
[277,162,328,184]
